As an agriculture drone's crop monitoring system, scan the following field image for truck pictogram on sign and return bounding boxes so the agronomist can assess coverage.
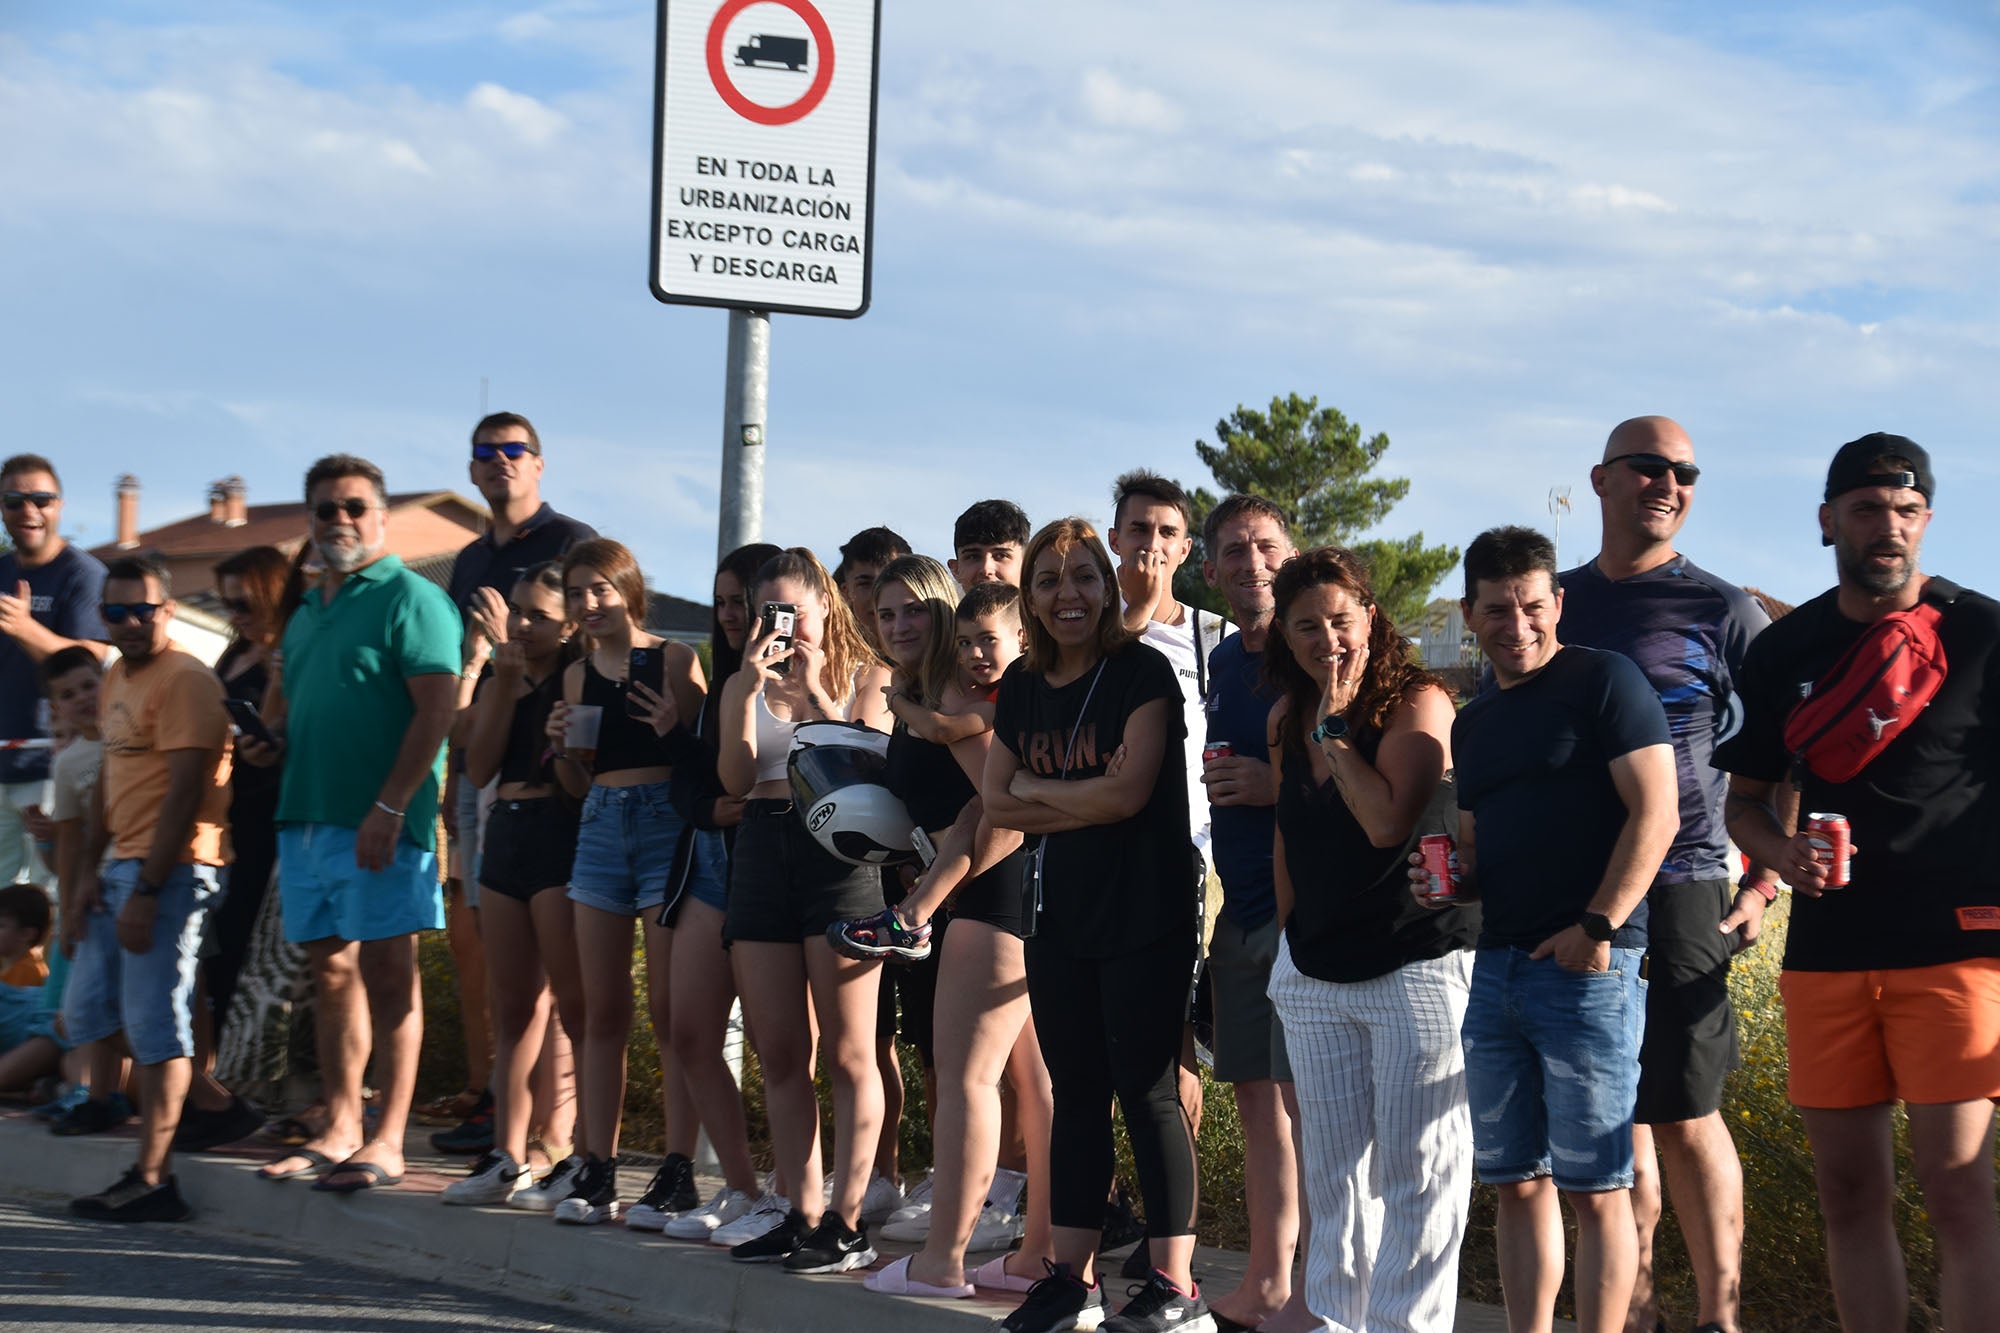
[737,33,808,71]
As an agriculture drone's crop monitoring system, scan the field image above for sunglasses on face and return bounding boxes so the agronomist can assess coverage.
[472,442,536,462]
[313,498,376,522]
[101,602,162,626]
[2,491,59,511]
[1606,453,1701,485]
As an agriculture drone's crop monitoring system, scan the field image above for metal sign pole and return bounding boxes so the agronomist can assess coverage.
[717,307,769,560]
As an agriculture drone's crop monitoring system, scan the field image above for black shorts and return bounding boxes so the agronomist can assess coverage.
[946,848,1028,936]
[878,924,944,1065]
[1636,877,1741,1123]
[480,797,581,903]
[725,799,887,944]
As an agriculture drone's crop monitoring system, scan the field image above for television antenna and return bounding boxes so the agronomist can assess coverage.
[1548,485,1572,567]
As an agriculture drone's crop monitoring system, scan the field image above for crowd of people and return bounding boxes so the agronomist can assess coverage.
[0,412,1994,1333]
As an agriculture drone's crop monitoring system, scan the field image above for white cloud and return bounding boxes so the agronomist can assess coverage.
[1079,68,1183,133]
[466,81,569,147]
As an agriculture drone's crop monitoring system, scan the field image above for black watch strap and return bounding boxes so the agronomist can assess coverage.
[1579,911,1615,942]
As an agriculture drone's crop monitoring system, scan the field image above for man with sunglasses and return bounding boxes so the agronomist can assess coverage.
[0,454,109,891]
[64,556,232,1222]
[247,454,461,1194]
[1555,416,1772,1333]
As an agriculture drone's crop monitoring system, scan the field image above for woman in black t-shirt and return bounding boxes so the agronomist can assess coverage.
[984,519,1208,1329]
[1264,547,1477,1333]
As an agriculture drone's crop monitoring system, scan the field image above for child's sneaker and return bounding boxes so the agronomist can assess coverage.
[826,908,932,963]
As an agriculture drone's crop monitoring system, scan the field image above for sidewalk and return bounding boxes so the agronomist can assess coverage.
[4,1107,1522,1331]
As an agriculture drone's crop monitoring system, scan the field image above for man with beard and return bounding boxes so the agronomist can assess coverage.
[245,455,461,1193]
[1716,434,2000,1330]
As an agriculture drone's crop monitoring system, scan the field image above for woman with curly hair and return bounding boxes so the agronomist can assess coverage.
[1262,546,1479,1333]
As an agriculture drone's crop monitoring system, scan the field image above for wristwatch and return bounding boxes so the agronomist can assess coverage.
[1579,911,1616,942]
[1311,714,1349,745]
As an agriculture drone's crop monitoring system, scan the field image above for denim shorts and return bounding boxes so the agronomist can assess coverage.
[569,781,716,918]
[1461,945,1646,1192]
[63,860,221,1065]
[278,823,444,944]
[454,775,484,909]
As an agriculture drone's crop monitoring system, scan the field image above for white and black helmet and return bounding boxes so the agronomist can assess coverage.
[788,720,919,867]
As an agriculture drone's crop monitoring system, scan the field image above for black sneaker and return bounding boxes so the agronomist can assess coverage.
[553,1154,621,1225]
[71,1169,193,1223]
[625,1152,699,1231]
[173,1095,266,1152]
[1103,1271,1211,1333]
[781,1214,876,1274]
[1119,1236,1154,1280]
[998,1261,1104,1333]
[1099,1188,1145,1253]
[429,1088,495,1155]
[50,1097,130,1138]
[730,1206,810,1263]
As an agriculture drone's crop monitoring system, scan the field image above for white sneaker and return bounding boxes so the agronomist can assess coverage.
[884,1170,934,1227]
[965,1200,1026,1251]
[879,1187,934,1242]
[859,1173,904,1225]
[441,1151,529,1206]
[662,1187,757,1240]
[509,1154,582,1211]
[986,1166,1028,1212]
[710,1192,792,1247]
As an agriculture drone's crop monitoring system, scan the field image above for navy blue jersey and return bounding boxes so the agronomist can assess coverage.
[0,545,107,783]
[1203,634,1277,928]
[1558,557,1767,884]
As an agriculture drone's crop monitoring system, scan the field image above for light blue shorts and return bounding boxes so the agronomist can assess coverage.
[278,823,444,944]
[1462,946,1646,1192]
[569,781,720,918]
[0,980,67,1053]
[63,860,220,1065]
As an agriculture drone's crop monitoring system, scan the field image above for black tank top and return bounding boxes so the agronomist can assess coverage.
[1278,730,1478,983]
[885,725,974,833]
[581,656,670,777]
[500,673,563,787]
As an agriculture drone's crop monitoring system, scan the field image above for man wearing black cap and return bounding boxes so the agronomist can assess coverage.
[1716,434,2000,1329]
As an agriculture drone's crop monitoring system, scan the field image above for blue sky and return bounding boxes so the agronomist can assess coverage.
[5,0,1997,606]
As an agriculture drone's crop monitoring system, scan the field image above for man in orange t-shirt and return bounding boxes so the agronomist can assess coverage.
[64,556,231,1223]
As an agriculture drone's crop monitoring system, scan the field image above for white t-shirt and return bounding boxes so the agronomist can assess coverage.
[1135,601,1236,873]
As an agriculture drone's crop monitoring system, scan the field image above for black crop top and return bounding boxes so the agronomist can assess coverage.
[580,656,671,777]
[885,725,975,833]
[500,673,563,787]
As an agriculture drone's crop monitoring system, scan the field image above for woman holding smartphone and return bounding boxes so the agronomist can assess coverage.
[442,563,587,1207]
[982,519,1209,1333]
[1263,547,1476,1333]
[543,538,727,1227]
[716,548,893,1272]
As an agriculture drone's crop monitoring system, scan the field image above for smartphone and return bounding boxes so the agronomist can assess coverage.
[759,602,797,676]
[628,646,665,717]
[911,826,937,868]
[224,698,277,748]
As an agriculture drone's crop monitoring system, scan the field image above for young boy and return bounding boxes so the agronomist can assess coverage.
[0,884,65,1095]
[949,500,1029,592]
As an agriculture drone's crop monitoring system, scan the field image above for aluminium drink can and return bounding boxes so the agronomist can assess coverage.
[1804,812,1851,889]
[1202,741,1232,763]
[1418,834,1461,902]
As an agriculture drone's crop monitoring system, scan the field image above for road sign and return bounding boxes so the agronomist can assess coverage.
[651,0,880,318]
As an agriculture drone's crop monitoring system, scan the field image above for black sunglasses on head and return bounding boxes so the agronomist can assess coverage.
[101,602,162,626]
[472,442,536,462]
[1606,453,1701,485]
[3,491,59,511]
[313,498,376,522]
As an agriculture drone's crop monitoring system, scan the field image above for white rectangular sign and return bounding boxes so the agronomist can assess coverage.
[651,0,880,318]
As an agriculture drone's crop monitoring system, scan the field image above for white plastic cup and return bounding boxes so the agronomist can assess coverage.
[564,704,603,751]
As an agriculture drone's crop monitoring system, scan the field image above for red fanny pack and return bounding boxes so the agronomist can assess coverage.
[1782,583,1955,784]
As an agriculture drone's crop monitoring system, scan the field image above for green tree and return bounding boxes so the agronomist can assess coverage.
[1174,393,1458,626]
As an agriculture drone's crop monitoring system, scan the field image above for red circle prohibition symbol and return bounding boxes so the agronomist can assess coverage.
[706,0,835,126]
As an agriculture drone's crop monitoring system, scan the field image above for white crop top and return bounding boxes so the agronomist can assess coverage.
[754,693,797,785]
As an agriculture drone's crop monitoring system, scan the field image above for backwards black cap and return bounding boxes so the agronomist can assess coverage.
[1822,432,1933,545]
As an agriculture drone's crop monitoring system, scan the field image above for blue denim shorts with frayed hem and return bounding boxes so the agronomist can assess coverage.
[62,860,220,1065]
[1461,945,1645,1192]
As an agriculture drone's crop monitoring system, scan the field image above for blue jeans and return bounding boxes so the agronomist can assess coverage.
[63,860,221,1065]
[1461,946,1646,1192]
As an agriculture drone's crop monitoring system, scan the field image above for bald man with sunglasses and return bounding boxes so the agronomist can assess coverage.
[1556,417,1775,1333]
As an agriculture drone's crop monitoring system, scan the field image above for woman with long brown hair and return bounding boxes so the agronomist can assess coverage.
[1262,546,1478,1333]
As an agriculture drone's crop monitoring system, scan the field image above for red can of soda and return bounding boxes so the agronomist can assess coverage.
[1202,741,1232,763]
[1804,812,1851,888]
[1418,834,1460,902]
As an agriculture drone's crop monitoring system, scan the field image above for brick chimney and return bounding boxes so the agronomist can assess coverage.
[207,482,229,524]
[115,475,141,549]
[222,475,248,527]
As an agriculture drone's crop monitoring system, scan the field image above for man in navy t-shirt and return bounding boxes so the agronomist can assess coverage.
[0,454,109,887]
[1448,525,1676,1333]
[1558,416,1773,1333]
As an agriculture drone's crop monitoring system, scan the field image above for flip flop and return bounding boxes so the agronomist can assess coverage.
[969,1254,1039,1293]
[312,1160,405,1193]
[259,1148,335,1181]
[863,1255,975,1299]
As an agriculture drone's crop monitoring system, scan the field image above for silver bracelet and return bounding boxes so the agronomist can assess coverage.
[374,799,405,819]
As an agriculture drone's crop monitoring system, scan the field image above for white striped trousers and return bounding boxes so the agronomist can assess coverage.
[1267,935,1474,1333]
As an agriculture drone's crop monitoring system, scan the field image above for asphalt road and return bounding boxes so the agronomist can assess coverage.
[0,1191,648,1333]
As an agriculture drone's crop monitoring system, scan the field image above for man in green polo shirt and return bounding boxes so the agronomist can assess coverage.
[246,454,460,1193]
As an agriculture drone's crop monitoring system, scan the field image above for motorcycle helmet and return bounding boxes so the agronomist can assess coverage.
[788,720,919,867]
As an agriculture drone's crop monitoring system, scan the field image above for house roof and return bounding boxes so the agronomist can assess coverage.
[89,490,488,565]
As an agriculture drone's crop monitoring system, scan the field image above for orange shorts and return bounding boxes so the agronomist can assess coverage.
[1780,958,2000,1108]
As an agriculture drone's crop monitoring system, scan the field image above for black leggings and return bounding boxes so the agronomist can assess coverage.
[1026,924,1200,1239]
